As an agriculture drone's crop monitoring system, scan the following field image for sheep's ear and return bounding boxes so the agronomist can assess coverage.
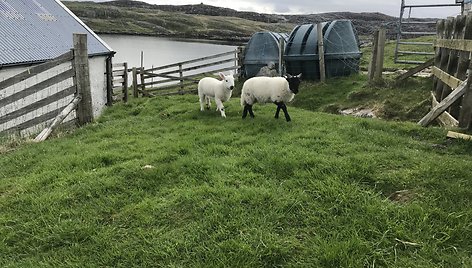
[219,72,225,80]
[296,73,302,79]
[286,74,293,79]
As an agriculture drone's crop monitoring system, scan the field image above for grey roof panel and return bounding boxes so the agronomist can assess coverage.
[0,0,112,66]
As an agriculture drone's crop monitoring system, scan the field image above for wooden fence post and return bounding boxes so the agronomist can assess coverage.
[374,28,386,80]
[434,20,447,100]
[368,30,379,81]
[179,63,184,92]
[105,56,113,106]
[440,18,457,101]
[436,19,454,101]
[123,62,128,103]
[458,62,472,129]
[234,48,238,75]
[73,33,93,125]
[459,15,472,129]
[132,67,138,98]
[237,46,245,78]
[448,16,466,118]
[278,38,285,76]
[140,67,145,96]
[317,23,326,82]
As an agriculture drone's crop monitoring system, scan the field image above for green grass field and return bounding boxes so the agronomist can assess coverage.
[1,83,472,266]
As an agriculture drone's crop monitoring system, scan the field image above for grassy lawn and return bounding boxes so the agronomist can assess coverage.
[1,85,472,266]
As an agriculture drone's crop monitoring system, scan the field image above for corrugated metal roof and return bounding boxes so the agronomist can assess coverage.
[0,0,113,66]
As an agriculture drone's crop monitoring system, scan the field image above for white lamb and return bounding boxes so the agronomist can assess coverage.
[198,72,235,118]
[240,74,302,122]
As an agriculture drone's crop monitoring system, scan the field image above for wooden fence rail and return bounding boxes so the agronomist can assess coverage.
[0,33,93,137]
[419,14,472,129]
[131,48,241,96]
[111,62,128,103]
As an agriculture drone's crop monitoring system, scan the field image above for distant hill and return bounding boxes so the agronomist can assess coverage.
[63,1,436,42]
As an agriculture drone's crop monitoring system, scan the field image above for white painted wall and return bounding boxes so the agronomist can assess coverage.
[89,56,108,118]
[0,55,109,136]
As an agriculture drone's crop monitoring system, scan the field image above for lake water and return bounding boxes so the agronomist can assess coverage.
[99,34,237,71]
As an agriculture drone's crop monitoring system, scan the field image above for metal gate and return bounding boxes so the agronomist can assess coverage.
[394,0,463,64]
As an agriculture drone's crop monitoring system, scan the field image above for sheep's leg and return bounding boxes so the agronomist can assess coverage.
[274,102,282,119]
[215,98,226,118]
[248,105,255,118]
[199,94,205,111]
[205,96,211,110]
[280,103,291,122]
[242,105,249,119]
[242,105,254,119]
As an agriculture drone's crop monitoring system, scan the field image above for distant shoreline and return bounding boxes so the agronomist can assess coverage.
[94,32,248,47]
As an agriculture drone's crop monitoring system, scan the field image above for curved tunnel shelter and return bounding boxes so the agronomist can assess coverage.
[284,20,362,80]
[243,32,289,78]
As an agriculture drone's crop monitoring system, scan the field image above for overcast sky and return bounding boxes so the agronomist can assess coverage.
[76,0,463,18]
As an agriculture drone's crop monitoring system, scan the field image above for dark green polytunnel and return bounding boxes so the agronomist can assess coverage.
[284,20,362,80]
[242,32,289,78]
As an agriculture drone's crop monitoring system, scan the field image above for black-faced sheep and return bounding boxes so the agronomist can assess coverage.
[240,74,302,122]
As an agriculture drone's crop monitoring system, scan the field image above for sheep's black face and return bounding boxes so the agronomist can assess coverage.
[286,73,302,94]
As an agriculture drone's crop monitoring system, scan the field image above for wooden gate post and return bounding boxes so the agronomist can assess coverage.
[132,67,138,98]
[105,56,113,106]
[179,63,184,92]
[140,67,146,96]
[73,33,93,125]
[123,62,129,102]
[237,46,245,78]
[375,28,386,80]
[317,23,326,82]
[278,38,285,76]
[458,62,472,129]
[368,30,379,81]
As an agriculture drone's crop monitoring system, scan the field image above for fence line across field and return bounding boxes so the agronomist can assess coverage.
[129,48,241,96]
[418,14,472,129]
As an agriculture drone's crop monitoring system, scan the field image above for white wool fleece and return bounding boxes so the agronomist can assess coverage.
[241,76,295,106]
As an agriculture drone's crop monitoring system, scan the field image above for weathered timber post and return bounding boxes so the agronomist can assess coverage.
[132,67,138,98]
[368,30,379,81]
[459,61,472,129]
[440,18,456,101]
[434,20,446,100]
[448,16,466,118]
[73,33,93,125]
[123,62,128,103]
[237,46,245,78]
[278,38,285,76]
[105,56,113,106]
[459,15,472,129]
[234,48,238,75]
[455,15,472,82]
[179,63,184,92]
[140,67,145,96]
[374,27,386,80]
[317,23,326,82]
[436,19,454,101]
